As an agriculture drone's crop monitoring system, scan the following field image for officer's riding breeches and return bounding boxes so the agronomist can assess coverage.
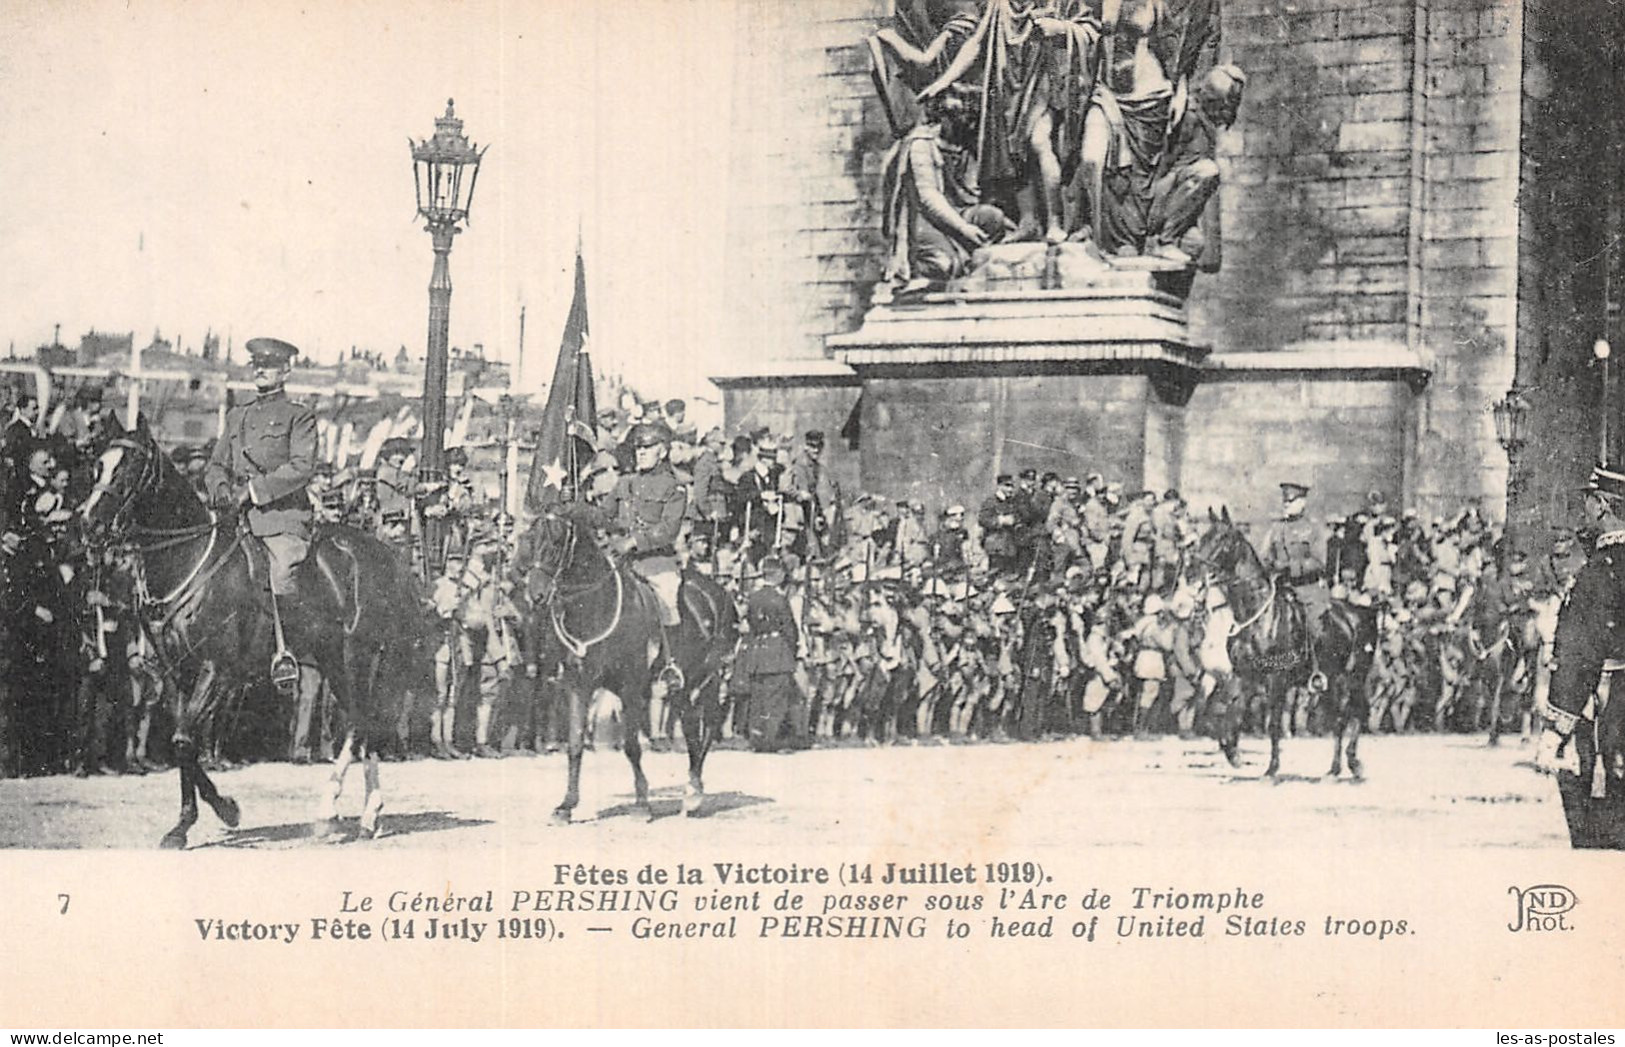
[262,533,310,597]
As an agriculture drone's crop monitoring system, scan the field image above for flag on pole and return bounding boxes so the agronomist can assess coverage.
[525,246,598,512]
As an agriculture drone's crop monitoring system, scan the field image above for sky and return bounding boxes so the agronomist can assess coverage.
[0,0,738,400]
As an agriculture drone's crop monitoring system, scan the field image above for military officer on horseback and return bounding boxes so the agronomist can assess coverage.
[1262,481,1326,619]
[595,422,688,686]
[203,336,317,689]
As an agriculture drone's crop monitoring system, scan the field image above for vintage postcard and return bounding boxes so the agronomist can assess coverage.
[0,0,1621,1029]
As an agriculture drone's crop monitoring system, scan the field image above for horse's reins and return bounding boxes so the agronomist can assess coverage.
[552,569,625,660]
[534,517,627,659]
[1204,532,1319,679]
[130,519,223,606]
[1228,574,1278,637]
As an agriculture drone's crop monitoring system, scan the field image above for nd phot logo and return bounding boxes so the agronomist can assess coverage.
[1508,884,1577,932]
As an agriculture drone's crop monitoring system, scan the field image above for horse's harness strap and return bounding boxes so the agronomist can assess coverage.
[150,531,242,633]
[1229,576,1278,637]
[551,567,625,659]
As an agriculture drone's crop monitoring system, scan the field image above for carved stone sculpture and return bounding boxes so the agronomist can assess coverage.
[867,0,1238,289]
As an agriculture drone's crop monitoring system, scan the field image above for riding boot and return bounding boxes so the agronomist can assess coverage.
[269,591,300,696]
[655,625,686,694]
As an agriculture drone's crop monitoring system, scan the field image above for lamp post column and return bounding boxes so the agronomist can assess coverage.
[420,222,457,573]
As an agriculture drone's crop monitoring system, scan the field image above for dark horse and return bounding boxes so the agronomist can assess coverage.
[1314,596,1379,779]
[523,504,737,821]
[77,417,432,848]
[1192,509,1316,777]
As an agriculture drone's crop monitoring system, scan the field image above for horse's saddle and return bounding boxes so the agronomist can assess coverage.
[239,531,358,630]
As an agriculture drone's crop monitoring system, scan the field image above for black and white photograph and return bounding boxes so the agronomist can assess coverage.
[0,0,1622,1030]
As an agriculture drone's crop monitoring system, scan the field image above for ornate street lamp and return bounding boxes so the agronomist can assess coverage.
[1493,385,1530,540]
[1492,386,1530,460]
[410,98,487,572]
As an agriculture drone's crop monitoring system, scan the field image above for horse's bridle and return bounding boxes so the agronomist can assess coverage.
[84,435,227,611]
[526,516,578,607]
[83,436,160,539]
[528,513,619,605]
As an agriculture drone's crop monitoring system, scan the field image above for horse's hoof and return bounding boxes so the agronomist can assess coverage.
[683,789,703,817]
[159,829,188,850]
[638,805,657,824]
[1348,761,1364,780]
[1264,766,1280,780]
[1328,766,1341,779]
[312,817,340,840]
[550,808,573,826]
[213,796,241,828]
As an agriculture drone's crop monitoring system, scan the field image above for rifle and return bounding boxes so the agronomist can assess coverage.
[1014,552,1040,617]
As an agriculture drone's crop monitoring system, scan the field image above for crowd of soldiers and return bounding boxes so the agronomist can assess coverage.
[656,423,1571,753]
[0,373,1584,777]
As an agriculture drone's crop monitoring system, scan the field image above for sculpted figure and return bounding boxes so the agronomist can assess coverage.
[1142,63,1244,265]
[880,90,1011,291]
[868,0,1233,272]
[1074,0,1221,257]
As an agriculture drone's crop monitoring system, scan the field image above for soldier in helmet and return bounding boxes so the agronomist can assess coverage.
[203,337,317,689]
[595,422,689,680]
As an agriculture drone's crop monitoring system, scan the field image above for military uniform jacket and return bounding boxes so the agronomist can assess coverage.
[1550,522,1625,726]
[204,389,317,539]
[598,460,687,556]
[687,449,724,521]
[742,586,798,675]
[375,462,416,520]
[1262,515,1323,586]
[978,494,1020,558]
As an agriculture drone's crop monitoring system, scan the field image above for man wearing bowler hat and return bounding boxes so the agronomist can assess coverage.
[204,336,318,689]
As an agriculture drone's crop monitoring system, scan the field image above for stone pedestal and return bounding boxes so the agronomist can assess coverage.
[824,247,1210,511]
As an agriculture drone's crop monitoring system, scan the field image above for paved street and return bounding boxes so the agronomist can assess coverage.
[0,732,1569,850]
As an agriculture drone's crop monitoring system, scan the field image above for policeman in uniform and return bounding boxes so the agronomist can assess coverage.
[204,337,317,688]
[596,423,688,683]
[1541,464,1625,847]
[1262,481,1326,620]
[738,555,805,751]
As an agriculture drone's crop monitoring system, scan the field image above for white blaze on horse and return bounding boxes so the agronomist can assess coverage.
[78,417,433,848]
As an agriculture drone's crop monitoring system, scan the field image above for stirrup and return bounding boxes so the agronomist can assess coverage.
[271,649,300,694]
[657,661,686,694]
